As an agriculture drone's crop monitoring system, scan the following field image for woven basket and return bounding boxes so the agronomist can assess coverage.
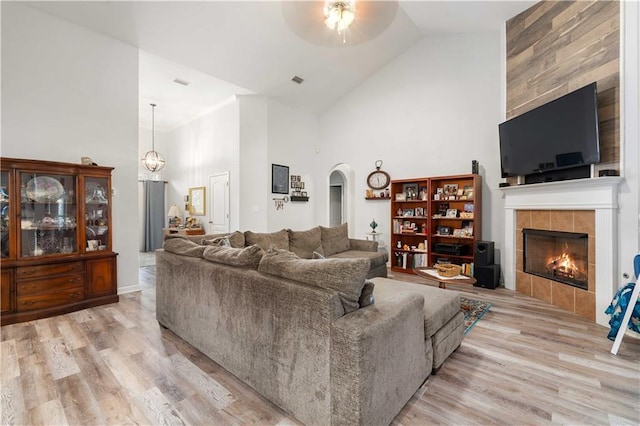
[436,264,461,277]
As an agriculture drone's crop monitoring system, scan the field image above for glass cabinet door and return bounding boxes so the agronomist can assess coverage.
[1,170,9,259]
[84,177,109,252]
[20,172,77,258]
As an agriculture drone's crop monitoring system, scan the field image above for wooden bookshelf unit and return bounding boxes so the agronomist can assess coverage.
[390,174,481,275]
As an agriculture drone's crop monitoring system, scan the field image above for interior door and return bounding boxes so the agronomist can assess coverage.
[329,185,343,226]
[209,172,230,233]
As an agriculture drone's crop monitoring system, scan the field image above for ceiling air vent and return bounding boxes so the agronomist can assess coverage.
[291,75,304,84]
[173,78,190,86]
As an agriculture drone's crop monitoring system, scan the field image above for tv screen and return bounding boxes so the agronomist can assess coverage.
[499,82,600,178]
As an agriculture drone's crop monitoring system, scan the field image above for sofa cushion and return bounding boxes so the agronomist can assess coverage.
[258,247,369,313]
[203,244,264,269]
[320,223,350,256]
[163,237,206,258]
[245,229,289,251]
[288,227,323,259]
[200,231,245,248]
[328,250,388,269]
[371,277,461,338]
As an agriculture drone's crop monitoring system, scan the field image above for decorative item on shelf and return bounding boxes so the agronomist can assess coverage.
[419,186,428,200]
[185,216,198,228]
[141,103,166,172]
[168,205,182,227]
[86,182,108,204]
[370,218,378,233]
[367,160,391,190]
[472,160,479,174]
[25,176,65,202]
[81,157,98,166]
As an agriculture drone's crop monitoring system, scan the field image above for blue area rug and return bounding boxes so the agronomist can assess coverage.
[461,297,492,335]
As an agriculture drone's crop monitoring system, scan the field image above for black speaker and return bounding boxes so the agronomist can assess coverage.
[474,264,500,289]
[474,241,494,266]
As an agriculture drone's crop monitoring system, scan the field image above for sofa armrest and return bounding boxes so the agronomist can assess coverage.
[331,293,429,426]
[348,238,378,252]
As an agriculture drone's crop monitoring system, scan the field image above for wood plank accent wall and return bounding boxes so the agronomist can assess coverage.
[506,1,620,168]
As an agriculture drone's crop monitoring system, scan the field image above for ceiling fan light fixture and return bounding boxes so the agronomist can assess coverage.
[324,1,355,35]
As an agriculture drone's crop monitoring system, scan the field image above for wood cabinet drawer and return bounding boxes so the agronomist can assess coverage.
[16,261,84,279]
[17,287,84,312]
[17,274,84,296]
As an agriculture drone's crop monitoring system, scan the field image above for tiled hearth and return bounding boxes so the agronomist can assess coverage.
[501,177,622,327]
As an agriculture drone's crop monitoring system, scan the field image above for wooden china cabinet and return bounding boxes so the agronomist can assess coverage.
[0,157,118,325]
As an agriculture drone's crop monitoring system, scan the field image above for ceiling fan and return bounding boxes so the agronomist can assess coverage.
[282,1,399,46]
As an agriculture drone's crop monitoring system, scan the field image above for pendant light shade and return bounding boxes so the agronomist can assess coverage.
[142,103,165,172]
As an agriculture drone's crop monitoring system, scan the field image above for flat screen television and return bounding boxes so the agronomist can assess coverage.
[499,82,600,182]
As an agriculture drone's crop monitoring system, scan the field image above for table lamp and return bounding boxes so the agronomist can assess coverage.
[168,205,181,227]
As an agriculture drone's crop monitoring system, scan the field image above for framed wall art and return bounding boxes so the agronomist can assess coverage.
[272,164,289,194]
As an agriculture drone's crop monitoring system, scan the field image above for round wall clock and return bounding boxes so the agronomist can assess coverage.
[367,160,391,190]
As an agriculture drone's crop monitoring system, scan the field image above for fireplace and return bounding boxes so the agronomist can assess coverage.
[523,229,588,290]
[501,177,622,326]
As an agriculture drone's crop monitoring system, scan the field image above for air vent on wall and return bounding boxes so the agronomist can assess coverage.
[291,75,304,84]
[173,78,190,86]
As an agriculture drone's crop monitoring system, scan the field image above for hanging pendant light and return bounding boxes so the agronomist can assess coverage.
[141,103,165,172]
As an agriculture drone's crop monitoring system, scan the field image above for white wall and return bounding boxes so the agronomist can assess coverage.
[317,32,503,248]
[618,0,640,279]
[238,96,269,232]
[267,99,319,231]
[1,3,140,293]
[163,98,241,231]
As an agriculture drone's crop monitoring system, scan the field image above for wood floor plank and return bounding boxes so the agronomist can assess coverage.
[0,374,25,426]
[1,266,638,425]
[18,352,57,411]
[42,337,81,380]
[54,373,105,425]
[26,398,69,426]
[132,386,188,426]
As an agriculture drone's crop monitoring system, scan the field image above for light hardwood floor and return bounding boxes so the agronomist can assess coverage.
[1,267,638,425]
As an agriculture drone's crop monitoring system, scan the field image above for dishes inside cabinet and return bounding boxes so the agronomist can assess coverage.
[25,176,65,202]
[85,182,108,204]
[28,233,60,255]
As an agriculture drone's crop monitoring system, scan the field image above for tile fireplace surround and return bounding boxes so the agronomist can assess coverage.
[501,177,623,327]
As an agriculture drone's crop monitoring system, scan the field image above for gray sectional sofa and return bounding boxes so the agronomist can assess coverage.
[156,224,464,425]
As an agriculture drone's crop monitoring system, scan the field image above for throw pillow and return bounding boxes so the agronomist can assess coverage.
[203,244,264,269]
[320,223,350,257]
[288,227,322,259]
[202,236,231,247]
[258,248,369,313]
[201,231,245,248]
[163,237,207,258]
[359,280,375,307]
[244,229,289,251]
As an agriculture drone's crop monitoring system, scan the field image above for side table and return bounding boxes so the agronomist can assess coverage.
[162,227,205,237]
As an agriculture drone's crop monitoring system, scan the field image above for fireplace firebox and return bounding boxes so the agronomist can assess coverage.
[523,228,588,290]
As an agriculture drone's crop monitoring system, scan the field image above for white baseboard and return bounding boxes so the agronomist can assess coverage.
[118,284,141,295]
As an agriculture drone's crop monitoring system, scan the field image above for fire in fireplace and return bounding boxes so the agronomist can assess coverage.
[523,228,588,290]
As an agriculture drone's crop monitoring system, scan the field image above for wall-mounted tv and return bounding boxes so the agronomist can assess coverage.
[499,82,600,183]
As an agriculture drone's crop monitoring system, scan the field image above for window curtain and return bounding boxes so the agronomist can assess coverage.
[143,180,165,252]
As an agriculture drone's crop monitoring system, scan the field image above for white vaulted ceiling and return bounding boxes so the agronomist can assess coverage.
[23,1,536,130]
